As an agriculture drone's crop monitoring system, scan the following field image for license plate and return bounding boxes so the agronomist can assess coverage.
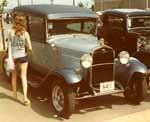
[100,81,115,92]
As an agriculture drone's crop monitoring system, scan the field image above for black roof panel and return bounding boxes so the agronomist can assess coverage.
[13,4,97,19]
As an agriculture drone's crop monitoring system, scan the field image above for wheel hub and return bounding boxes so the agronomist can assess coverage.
[52,85,65,112]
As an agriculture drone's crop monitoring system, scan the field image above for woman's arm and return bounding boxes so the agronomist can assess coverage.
[25,31,32,52]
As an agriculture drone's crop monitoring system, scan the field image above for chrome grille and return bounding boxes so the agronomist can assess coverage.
[89,47,114,85]
[92,47,114,64]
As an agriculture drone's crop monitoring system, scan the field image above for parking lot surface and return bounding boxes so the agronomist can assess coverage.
[1,74,150,122]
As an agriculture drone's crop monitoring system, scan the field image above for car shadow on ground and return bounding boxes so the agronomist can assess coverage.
[28,87,66,121]
[29,87,127,120]
[29,85,136,119]
[74,85,150,115]
[75,94,126,115]
[143,86,150,102]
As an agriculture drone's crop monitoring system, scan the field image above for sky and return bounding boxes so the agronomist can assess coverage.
[6,0,94,9]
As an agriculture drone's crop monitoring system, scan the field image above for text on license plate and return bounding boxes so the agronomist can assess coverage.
[100,81,115,92]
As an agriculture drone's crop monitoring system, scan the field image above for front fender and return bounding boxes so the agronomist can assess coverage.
[115,57,147,83]
[55,68,82,84]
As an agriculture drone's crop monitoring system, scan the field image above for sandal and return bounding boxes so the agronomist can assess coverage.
[23,99,31,106]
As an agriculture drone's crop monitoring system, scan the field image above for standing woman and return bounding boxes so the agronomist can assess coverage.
[8,15,32,105]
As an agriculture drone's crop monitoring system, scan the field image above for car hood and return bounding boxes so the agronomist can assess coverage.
[47,34,102,53]
[129,28,150,36]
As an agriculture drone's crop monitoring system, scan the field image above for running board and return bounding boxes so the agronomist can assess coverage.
[76,89,124,100]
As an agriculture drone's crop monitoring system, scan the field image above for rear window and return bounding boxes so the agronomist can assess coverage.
[127,16,150,29]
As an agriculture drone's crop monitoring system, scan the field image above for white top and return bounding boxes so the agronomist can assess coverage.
[8,30,30,59]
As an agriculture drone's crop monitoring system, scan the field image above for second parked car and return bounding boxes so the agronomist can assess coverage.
[99,9,150,73]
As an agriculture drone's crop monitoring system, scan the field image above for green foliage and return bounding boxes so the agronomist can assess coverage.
[0,0,7,14]
[77,1,94,11]
[78,1,84,7]
[91,4,95,11]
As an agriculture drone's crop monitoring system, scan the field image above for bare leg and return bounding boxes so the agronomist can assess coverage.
[20,62,30,104]
[11,68,17,99]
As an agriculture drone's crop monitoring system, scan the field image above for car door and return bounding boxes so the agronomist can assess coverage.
[107,15,126,54]
[27,16,51,75]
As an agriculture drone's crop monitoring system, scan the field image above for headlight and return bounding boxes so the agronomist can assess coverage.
[118,51,130,64]
[81,54,93,68]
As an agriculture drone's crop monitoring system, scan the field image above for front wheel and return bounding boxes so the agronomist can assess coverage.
[50,79,76,118]
[124,73,147,104]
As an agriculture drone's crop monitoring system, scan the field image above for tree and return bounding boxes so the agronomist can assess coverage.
[91,0,95,11]
[0,0,7,14]
[73,0,75,6]
[77,1,94,10]
[0,0,7,50]
[91,4,95,11]
[51,0,53,5]
[78,1,84,7]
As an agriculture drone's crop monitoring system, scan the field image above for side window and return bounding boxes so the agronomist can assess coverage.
[83,21,95,34]
[108,16,124,31]
[66,23,81,32]
[28,16,45,42]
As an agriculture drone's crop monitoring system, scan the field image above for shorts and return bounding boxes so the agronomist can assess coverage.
[14,56,28,64]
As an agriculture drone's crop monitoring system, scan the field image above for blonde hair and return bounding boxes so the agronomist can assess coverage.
[13,15,26,36]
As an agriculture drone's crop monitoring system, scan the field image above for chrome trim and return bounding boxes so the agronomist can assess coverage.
[92,63,114,67]
[76,89,124,99]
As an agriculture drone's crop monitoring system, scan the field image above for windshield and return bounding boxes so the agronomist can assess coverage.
[47,19,96,36]
[127,16,150,29]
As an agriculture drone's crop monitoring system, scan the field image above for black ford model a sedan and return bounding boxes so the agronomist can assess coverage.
[98,9,150,77]
[4,5,147,118]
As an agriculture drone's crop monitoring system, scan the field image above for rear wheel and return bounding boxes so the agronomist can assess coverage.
[50,79,75,118]
[124,73,147,104]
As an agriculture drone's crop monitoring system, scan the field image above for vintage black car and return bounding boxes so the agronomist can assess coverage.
[98,9,150,70]
[3,5,147,118]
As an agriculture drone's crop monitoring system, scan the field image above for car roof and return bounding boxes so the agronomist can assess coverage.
[13,4,97,19]
[102,9,150,17]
